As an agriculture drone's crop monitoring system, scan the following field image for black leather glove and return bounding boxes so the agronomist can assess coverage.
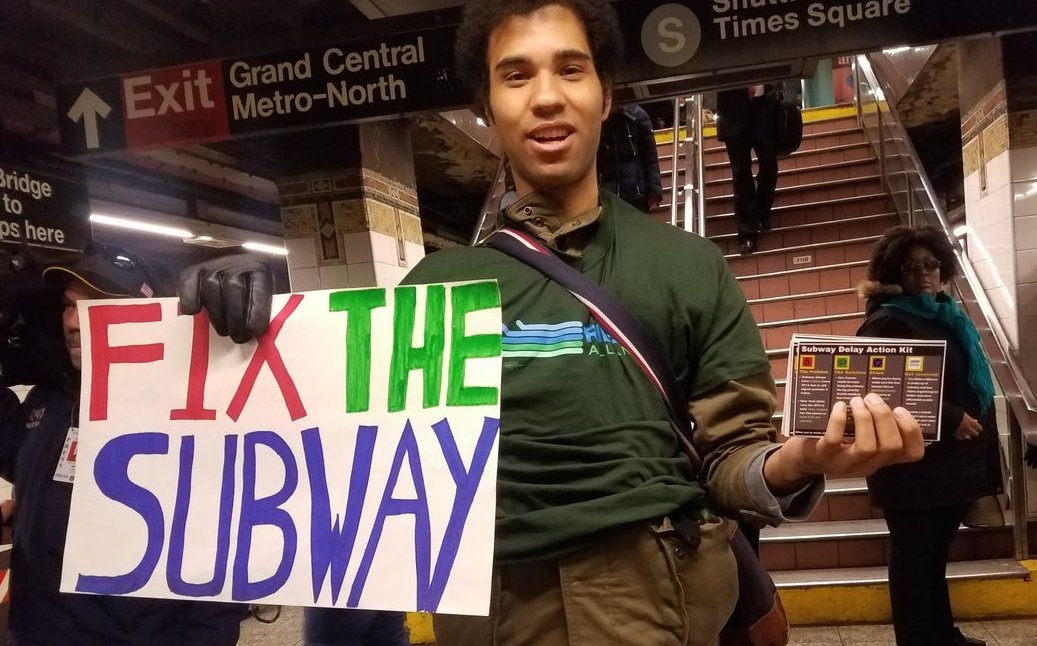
[1025,443,1037,470]
[178,255,273,344]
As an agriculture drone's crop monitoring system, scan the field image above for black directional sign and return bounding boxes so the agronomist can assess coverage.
[57,0,1037,157]
[58,25,465,157]
[618,0,1037,85]
[0,164,90,253]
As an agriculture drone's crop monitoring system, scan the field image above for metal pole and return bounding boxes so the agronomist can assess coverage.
[853,59,863,128]
[877,104,885,186]
[906,173,914,227]
[694,96,707,237]
[670,98,681,228]
[1009,407,1030,560]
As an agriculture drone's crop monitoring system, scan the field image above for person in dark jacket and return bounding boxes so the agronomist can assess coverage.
[857,225,999,646]
[597,103,663,214]
[0,244,245,646]
[715,85,779,255]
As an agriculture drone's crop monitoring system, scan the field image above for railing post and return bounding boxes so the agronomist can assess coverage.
[1009,406,1030,560]
[694,95,706,236]
[853,59,863,128]
[905,173,914,227]
[670,98,682,228]
[876,104,885,186]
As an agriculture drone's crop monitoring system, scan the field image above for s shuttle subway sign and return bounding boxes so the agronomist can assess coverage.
[57,28,465,156]
[60,282,502,616]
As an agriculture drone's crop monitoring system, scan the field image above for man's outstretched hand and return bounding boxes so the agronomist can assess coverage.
[178,255,274,344]
[764,393,925,496]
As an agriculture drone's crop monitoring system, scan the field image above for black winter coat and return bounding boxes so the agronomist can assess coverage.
[715,85,780,143]
[0,383,245,646]
[856,291,1002,510]
[597,105,662,213]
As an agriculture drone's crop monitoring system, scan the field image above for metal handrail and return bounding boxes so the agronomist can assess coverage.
[469,158,508,246]
[856,53,1037,414]
[670,98,682,228]
[855,52,1034,558]
[694,96,707,236]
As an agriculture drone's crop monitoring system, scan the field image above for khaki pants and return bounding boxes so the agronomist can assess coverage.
[434,517,738,646]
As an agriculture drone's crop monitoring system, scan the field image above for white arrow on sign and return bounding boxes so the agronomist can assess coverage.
[67,88,112,150]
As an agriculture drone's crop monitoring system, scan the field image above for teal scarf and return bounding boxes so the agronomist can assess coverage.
[882,292,995,414]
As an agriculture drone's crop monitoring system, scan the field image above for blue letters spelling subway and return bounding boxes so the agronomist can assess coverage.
[72,282,502,611]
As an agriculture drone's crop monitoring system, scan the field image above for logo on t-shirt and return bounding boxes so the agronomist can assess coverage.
[502,320,628,360]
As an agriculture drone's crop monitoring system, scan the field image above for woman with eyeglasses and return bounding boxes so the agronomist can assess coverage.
[856,225,1001,646]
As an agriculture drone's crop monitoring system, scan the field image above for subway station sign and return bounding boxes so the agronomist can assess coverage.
[0,164,89,252]
[58,28,466,156]
[58,0,1037,156]
[620,0,1037,83]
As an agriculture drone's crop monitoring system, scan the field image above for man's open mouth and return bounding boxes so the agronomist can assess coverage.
[530,127,573,143]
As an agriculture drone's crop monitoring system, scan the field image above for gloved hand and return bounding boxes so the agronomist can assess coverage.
[178,255,273,344]
[1025,443,1037,470]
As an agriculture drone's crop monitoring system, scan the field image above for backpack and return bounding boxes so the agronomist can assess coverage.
[774,100,803,157]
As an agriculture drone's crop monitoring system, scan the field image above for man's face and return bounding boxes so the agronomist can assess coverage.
[485,4,611,200]
[62,284,104,371]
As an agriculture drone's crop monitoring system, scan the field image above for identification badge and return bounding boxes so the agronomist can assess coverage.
[53,426,79,483]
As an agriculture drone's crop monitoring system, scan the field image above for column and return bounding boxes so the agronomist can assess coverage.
[277,120,425,291]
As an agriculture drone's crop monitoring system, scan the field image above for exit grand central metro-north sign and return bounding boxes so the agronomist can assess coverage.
[57,0,1037,157]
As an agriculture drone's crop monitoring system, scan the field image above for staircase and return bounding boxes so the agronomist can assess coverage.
[654,105,1033,625]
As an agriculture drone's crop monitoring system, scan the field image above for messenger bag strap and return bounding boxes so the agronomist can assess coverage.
[484,227,703,470]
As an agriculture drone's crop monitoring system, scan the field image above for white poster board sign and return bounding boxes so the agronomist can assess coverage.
[60,282,502,616]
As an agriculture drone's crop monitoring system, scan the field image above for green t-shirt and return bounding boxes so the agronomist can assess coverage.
[403,192,769,563]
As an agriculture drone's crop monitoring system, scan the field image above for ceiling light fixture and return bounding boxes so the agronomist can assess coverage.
[90,213,192,238]
[242,241,288,256]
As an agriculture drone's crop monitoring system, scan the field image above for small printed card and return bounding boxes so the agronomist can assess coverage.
[781,334,947,443]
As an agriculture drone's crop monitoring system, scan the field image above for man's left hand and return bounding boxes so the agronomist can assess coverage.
[763,393,925,496]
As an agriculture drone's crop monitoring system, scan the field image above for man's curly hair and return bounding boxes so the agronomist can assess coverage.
[867,224,959,287]
[454,0,623,109]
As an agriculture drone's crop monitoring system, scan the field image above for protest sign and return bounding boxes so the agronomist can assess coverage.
[60,282,502,616]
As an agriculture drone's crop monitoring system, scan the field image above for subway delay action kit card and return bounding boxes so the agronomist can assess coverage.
[781,334,947,443]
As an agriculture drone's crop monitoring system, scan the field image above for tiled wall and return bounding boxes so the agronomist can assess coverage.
[1011,146,1037,388]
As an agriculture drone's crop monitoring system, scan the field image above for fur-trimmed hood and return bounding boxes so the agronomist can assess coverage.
[855,280,903,299]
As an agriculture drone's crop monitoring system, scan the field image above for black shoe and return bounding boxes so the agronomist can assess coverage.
[739,238,757,255]
[952,628,985,646]
[758,219,772,233]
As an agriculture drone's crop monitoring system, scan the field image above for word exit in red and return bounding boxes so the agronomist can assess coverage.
[121,60,229,149]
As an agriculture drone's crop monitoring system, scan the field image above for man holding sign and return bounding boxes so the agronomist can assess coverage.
[179,1,925,644]
[0,245,244,645]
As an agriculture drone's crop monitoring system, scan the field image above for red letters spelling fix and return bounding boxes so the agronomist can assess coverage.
[90,296,308,424]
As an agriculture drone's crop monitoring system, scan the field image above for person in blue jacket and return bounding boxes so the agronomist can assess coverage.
[597,103,663,214]
[0,244,245,646]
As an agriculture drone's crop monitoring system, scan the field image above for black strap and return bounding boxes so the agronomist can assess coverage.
[485,228,704,470]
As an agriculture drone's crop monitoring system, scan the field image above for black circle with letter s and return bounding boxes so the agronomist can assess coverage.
[641,4,702,68]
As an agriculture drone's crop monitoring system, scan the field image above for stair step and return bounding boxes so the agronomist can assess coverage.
[704,126,866,156]
[722,234,880,261]
[756,312,863,330]
[669,155,877,183]
[749,287,857,305]
[826,477,868,495]
[762,518,890,543]
[709,212,896,242]
[706,193,891,222]
[703,141,871,170]
[772,558,1027,589]
[706,175,882,204]
[735,259,869,282]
